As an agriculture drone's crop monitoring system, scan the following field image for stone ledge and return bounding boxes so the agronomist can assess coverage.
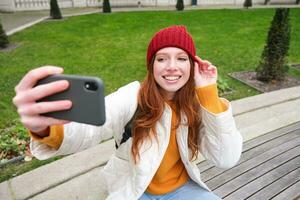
[0,181,13,199]
[231,86,300,116]
[235,98,300,141]
[30,167,108,200]
[7,139,114,200]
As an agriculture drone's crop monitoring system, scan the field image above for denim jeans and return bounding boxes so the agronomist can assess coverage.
[139,180,221,200]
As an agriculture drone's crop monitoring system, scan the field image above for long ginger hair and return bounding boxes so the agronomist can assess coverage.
[131,57,202,164]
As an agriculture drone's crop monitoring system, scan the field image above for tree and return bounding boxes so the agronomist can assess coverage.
[0,22,9,48]
[244,0,252,8]
[50,0,62,19]
[103,0,111,13]
[256,8,291,82]
[264,0,270,5]
[296,0,300,4]
[176,0,184,11]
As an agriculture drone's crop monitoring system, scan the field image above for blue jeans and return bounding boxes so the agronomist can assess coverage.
[139,180,221,200]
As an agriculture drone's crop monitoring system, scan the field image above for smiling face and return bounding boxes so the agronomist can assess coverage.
[153,47,191,100]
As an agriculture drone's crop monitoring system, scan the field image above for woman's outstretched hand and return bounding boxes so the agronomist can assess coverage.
[194,56,218,87]
[13,66,72,137]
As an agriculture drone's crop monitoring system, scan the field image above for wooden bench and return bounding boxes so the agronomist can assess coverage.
[198,122,300,200]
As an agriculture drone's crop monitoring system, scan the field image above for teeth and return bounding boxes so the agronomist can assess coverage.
[164,76,181,81]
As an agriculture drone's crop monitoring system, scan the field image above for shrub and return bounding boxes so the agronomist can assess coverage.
[244,0,252,8]
[103,0,111,13]
[0,22,9,48]
[176,0,184,11]
[217,76,232,95]
[50,0,62,19]
[256,8,291,82]
[0,121,29,160]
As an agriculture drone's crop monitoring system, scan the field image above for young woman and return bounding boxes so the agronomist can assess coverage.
[13,25,243,200]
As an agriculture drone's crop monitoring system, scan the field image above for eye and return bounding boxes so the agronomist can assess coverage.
[178,57,188,61]
[156,57,165,62]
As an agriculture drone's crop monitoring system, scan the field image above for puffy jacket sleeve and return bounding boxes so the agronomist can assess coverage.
[30,81,140,160]
[199,99,243,169]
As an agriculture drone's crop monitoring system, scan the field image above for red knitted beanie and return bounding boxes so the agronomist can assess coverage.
[146,25,196,69]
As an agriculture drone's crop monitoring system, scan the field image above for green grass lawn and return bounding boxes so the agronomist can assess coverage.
[0,8,300,182]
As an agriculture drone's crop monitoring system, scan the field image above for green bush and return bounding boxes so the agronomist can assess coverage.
[0,121,29,160]
[256,8,291,82]
[176,0,184,11]
[217,76,232,95]
[0,22,9,48]
[50,0,62,19]
[244,0,252,8]
[103,0,111,13]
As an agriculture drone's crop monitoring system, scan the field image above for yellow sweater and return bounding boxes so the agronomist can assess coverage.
[30,83,227,194]
[146,84,226,194]
[146,100,189,194]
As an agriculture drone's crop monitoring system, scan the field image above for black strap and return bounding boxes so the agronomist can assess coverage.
[115,109,138,149]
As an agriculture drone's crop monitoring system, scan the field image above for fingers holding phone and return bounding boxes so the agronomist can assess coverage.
[15,66,64,91]
[35,74,106,126]
[13,66,72,135]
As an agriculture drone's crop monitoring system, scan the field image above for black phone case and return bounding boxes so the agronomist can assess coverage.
[37,74,106,126]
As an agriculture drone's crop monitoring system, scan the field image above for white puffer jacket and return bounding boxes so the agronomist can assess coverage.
[31,81,243,200]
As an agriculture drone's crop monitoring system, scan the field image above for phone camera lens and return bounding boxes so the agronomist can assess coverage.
[84,82,98,91]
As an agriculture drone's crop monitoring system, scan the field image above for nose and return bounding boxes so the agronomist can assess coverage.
[166,58,178,71]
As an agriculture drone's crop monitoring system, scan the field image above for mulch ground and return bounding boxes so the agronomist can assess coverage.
[229,71,300,93]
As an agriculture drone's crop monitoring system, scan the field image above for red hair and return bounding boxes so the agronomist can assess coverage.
[131,57,202,163]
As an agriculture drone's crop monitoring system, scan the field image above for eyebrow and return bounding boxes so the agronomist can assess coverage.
[155,52,188,56]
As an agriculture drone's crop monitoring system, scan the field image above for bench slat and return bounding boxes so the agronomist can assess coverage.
[268,180,300,200]
[201,130,299,182]
[224,156,300,200]
[198,122,300,173]
[205,136,300,189]
[249,169,300,200]
[213,146,300,198]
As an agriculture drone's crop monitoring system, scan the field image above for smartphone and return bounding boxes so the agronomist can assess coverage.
[36,74,106,126]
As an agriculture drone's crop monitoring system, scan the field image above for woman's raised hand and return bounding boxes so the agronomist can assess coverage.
[194,56,218,87]
[13,66,72,136]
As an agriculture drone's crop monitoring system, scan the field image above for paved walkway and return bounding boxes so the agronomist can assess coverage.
[0,7,100,35]
[1,4,300,35]
[1,85,300,199]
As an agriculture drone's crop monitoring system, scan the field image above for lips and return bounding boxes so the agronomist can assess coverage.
[162,75,182,81]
